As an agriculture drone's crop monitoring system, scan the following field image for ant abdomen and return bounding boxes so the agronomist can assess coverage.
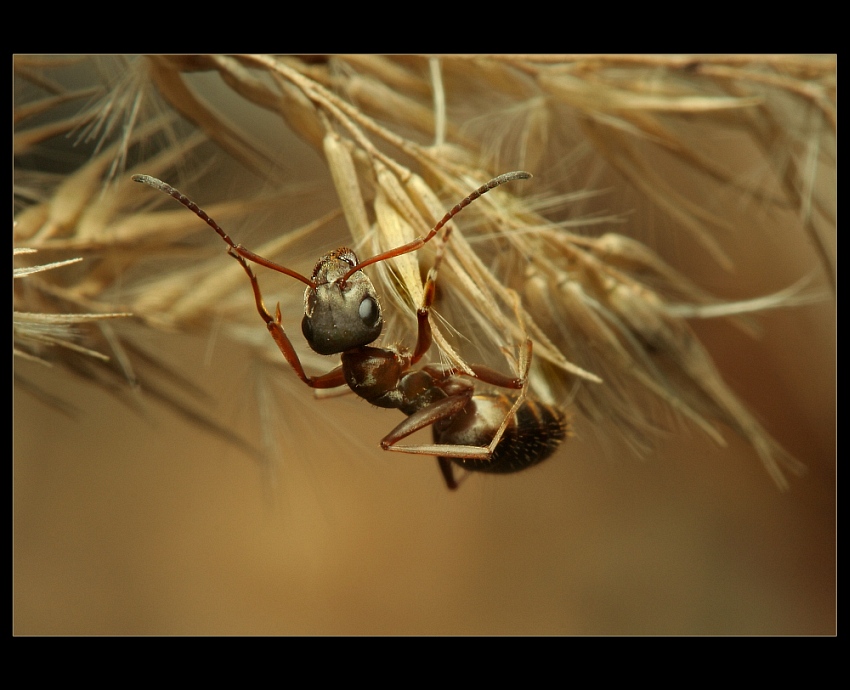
[436,395,569,475]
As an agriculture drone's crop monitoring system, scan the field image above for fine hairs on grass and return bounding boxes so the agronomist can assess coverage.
[13,55,835,489]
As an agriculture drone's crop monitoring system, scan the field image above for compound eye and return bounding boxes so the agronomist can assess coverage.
[359,295,380,328]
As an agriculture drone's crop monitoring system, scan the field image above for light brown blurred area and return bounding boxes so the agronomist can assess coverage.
[14,56,835,635]
[13,321,836,635]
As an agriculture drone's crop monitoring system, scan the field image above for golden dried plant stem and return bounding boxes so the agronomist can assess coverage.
[16,116,183,243]
[695,63,836,129]
[580,119,735,270]
[13,111,97,155]
[15,311,131,324]
[322,129,371,241]
[372,189,423,309]
[146,56,282,180]
[342,55,433,98]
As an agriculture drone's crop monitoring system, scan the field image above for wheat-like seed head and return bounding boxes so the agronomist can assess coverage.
[13,55,836,488]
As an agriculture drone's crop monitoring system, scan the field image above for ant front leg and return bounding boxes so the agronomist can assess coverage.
[408,222,525,393]
[409,213,467,365]
[409,247,441,365]
[411,260,526,396]
[227,250,347,390]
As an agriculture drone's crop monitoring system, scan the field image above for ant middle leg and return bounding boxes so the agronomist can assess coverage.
[409,218,455,365]
[381,339,533,462]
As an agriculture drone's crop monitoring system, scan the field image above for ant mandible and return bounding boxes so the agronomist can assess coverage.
[133,171,568,489]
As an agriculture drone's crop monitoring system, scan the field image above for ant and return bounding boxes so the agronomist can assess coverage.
[133,171,568,489]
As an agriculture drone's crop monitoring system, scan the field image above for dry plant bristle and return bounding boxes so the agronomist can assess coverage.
[14,55,835,488]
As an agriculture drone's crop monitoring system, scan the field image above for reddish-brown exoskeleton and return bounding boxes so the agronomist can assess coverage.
[133,172,567,489]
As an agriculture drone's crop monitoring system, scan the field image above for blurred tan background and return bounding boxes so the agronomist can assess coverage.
[13,310,836,634]
[14,56,834,635]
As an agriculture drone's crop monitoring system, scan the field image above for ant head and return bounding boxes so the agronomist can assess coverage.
[301,248,382,355]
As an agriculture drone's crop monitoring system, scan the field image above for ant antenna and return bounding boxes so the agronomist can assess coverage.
[340,171,532,283]
[133,171,531,288]
[132,174,317,288]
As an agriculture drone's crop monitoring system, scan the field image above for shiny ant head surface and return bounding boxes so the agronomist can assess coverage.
[301,247,382,355]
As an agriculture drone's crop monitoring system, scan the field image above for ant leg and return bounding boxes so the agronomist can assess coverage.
[461,290,532,389]
[380,389,484,490]
[420,362,523,390]
[437,457,462,491]
[409,224,452,364]
[383,340,533,457]
[410,288,434,365]
[227,250,346,390]
[412,234,528,393]
[380,388,474,452]
[428,308,540,488]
